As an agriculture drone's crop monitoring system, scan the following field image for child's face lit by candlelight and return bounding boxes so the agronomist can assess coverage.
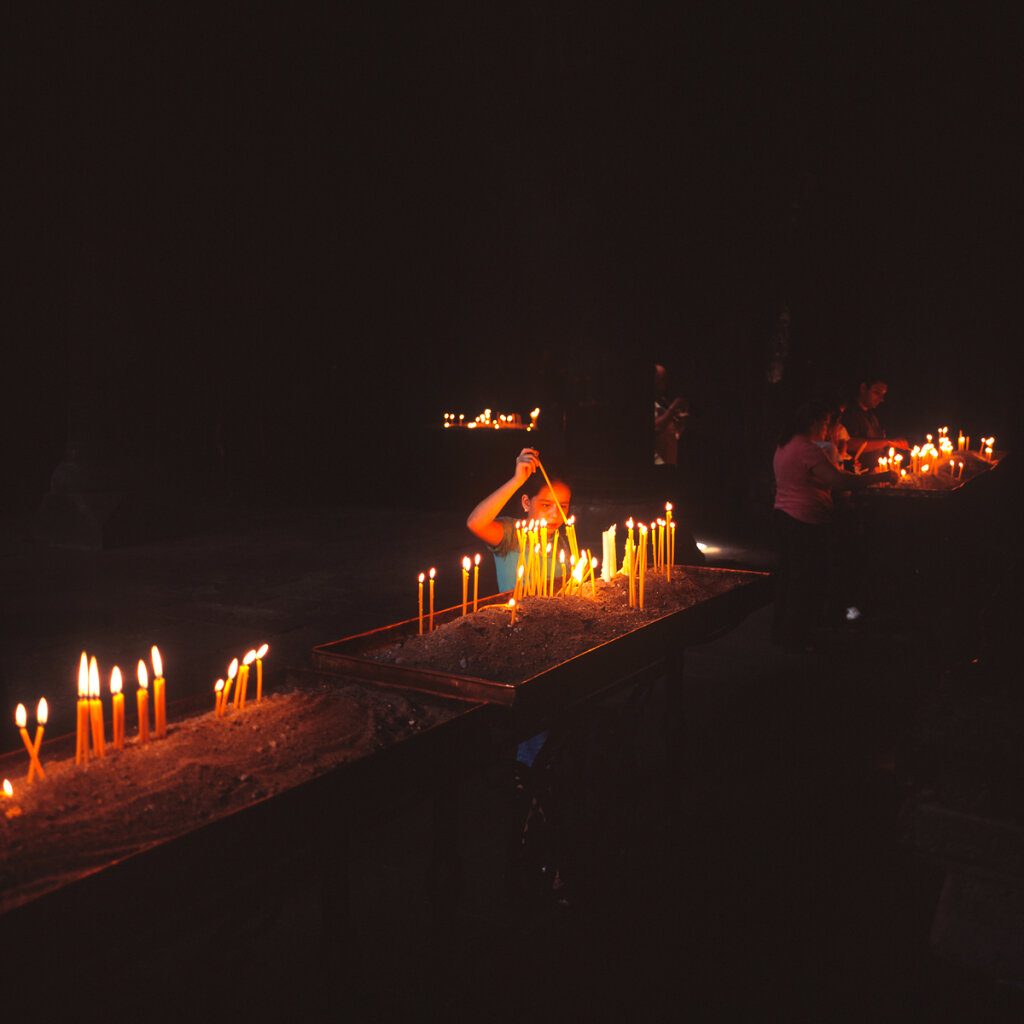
[522,482,571,525]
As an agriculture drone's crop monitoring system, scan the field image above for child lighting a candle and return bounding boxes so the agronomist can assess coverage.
[466,447,571,594]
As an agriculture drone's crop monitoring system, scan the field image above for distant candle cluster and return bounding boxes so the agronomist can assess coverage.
[443,408,540,430]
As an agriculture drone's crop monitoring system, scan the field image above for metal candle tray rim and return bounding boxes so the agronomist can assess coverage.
[312,565,771,715]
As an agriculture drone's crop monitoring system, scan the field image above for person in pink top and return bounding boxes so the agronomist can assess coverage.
[772,400,893,652]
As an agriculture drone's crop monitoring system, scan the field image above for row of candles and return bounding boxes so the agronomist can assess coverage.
[4,643,270,801]
[443,408,541,431]
[414,503,679,631]
[874,428,997,482]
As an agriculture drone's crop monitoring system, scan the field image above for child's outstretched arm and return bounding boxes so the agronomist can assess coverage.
[466,448,539,546]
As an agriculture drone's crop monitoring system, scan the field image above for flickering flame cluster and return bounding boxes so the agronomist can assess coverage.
[412,502,680,632]
[442,407,541,431]
[214,644,269,717]
[72,648,168,766]
[884,426,997,483]
[604,504,677,611]
[4,642,270,806]
[508,515,593,604]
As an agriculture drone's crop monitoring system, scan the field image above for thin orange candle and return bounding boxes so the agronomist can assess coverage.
[151,646,166,739]
[221,658,238,714]
[255,643,268,702]
[428,568,436,632]
[76,652,90,766]
[214,679,225,715]
[508,598,517,627]
[462,556,471,616]
[418,572,425,634]
[136,660,150,745]
[32,698,47,778]
[16,703,46,783]
[473,554,480,612]
[88,655,106,758]
[239,649,257,710]
[110,668,125,750]
[539,522,549,597]
[638,524,648,610]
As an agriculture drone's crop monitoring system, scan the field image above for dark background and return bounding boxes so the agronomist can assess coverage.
[6,3,1021,522]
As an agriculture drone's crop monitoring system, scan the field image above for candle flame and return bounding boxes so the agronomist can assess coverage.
[626,518,634,529]
[244,649,257,666]
[111,667,123,696]
[15,703,27,728]
[89,656,100,699]
[2,779,12,798]
[429,568,436,579]
[474,553,481,566]
[215,679,224,693]
[665,502,673,512]
[418,572,425,583]
[256,643,269,659]
[37,698,48,725]
[151,645,163,678]
[508,599,515,609]
[462,556,471,572]
[138,660,149,689]
[227,658,238,680]
[78,652,89,698]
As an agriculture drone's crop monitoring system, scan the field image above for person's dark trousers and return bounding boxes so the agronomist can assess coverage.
[772,509,831,649]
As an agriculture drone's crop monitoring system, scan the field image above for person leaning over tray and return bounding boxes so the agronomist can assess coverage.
[841,374,909,465]
[773,398,895,653]
[466,447,572,594]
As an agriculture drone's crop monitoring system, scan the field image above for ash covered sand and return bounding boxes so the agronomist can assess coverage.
[0,680,460,915]
[367,566,755,684]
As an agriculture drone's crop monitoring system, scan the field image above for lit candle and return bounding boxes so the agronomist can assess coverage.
[958,461,964,480]
[539,522,549,597]
[429,568,436,632]
[239,649,256,710]
[514,563,525,602]
[222,658,238,713]
[32,698,47,778]
[151,646,166,739]
[462,556,471,616]
[558,549,567,595]
[669,521,676,571]
[638,524,648,610]
[214,679,225,715]
[418,572,425,634]
[473,554,480,613]
[508,598,517,627]
[137,660,150,744]
[76,651,90,766]
[626,519,636,608]
[2,778,20,819]
[255,643,268,702]
[16,703,46,783]
[111,668,125,750]
[566,515,579,561]
[88,655,105,758]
